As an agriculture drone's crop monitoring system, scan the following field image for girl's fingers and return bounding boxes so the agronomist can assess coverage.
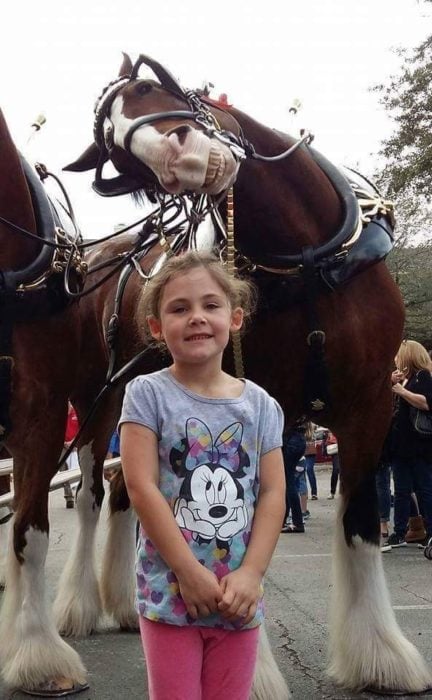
[197,604,212,618]
[220,594,243,619]
[234,606,249,620]
[219,577,228,593]
[210,594,224,612]
[218,587,236,611]
[243,603,257,625]
[187,604,199,619]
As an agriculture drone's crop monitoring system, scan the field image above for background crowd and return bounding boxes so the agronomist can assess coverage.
[280,339,432,562]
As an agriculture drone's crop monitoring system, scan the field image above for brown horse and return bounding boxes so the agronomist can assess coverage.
[0,109,88,695]
[56,52,431,697]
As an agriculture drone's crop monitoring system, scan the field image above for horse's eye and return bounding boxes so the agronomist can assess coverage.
[135,81,152,97]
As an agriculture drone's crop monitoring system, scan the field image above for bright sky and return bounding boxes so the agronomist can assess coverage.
[1,0,430,238]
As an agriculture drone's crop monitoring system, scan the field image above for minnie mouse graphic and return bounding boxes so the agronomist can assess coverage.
[170,418,250,551]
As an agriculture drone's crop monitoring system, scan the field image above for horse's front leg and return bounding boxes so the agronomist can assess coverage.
[0,463,86,691]
[53,440,105,636]
[0,473,13,588]
[328,422,432,693]
[100,471,138,630]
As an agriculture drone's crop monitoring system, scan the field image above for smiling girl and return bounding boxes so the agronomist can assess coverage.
[119,251,286,699]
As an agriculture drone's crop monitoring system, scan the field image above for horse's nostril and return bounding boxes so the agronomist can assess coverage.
[168,124,192,145]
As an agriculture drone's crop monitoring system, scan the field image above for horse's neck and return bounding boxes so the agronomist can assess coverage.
[0,111,38,269]
[229,107,341,255]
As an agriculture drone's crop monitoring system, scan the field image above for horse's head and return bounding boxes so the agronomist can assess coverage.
[65,53,244,197]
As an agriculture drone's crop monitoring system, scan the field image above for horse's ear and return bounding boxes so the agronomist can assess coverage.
[63,144,101,172]
[119,52,133,77]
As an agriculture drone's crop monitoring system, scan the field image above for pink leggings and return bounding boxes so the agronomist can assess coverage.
[139,616,259,700]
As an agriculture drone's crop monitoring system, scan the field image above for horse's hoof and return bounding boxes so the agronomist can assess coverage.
[364,685,432,696]
[18,679,89,697]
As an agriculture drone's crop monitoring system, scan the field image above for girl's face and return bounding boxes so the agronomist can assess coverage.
[147,267,243,368]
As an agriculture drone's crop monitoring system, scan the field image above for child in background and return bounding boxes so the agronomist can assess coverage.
[120,251,285,699]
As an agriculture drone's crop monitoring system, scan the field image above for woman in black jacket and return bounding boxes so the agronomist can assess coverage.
[388,340,432,549]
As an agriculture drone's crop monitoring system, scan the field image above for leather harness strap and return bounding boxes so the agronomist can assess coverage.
[301,246,332,415]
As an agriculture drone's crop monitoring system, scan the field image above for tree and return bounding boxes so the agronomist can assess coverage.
[373,35,432,199]
[380,185,432,346]
[371,5,432,345]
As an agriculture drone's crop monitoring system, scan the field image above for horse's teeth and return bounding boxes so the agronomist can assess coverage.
[205,148,221,186]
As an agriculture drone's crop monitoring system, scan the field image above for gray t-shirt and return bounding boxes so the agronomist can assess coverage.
[119,368,284,629]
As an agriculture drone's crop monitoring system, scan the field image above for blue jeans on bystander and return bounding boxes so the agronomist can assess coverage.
[392,457,432,538]
[282,431,306,530]
[305,454,317,497]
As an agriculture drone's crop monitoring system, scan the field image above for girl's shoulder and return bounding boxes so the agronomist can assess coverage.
[243,378,275,401]
[245,379,277,404]
[243,379,284,418]
[126,369,169,392]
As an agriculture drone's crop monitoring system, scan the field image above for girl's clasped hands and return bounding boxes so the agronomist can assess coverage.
[177,560,262,625]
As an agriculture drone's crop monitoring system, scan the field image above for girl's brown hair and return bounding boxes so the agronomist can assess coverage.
[136,251,257,343]
[395,339,432,377]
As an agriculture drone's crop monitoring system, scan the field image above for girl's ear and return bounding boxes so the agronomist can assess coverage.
[147,315,163,341]
[230,307,244,333]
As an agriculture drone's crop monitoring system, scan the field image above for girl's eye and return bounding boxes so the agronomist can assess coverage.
[171,307,186,313]
[206,303,219,309]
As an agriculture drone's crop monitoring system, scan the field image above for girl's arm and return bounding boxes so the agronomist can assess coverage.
[121,422,222,618]
[218,446,285,624]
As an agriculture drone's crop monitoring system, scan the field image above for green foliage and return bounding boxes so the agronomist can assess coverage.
[380,183,432,346]
[374,36,432,199]
[387,244,432,347]
[373,16,432,346]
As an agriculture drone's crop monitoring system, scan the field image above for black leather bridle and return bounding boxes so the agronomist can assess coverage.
[93,55,362,270]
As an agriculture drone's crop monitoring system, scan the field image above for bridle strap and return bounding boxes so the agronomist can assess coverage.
[123,111,197,151]
[92,55,361,268]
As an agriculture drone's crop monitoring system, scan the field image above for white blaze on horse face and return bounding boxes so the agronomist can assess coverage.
[109,96,239,195]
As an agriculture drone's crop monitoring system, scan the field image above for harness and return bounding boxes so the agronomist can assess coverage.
[91,55,394,407]
[0,158,87,438]
[0,54,396,447]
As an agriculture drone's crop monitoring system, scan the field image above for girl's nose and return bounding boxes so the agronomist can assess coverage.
[188,310,206,325]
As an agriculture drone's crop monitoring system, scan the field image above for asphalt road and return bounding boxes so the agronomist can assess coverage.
[1,466,432,700]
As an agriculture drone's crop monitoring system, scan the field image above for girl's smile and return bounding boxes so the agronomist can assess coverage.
[185,333,213,341]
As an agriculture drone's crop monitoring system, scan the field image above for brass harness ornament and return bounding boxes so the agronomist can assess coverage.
[17,227,88,293]
[225,188,245,380]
